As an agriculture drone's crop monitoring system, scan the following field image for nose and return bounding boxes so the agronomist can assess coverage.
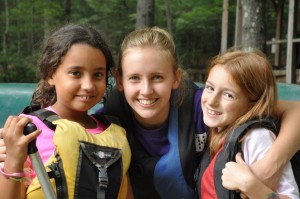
[140,80,153,95]
[81,76,95,91]
[207,92,219,107]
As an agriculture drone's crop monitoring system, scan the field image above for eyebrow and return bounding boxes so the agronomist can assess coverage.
[68,66,106,70]
[206,80,238,94]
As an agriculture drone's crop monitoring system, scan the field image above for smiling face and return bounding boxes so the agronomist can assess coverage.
[117,47,180,128]
[201,65,251,131]
[48,43,106,117]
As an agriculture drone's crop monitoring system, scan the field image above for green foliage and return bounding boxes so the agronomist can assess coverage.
[173,0,224,68]
[0,0,278,82]
[0,0,64,82]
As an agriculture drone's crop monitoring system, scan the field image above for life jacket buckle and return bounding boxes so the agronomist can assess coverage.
[98,168,108,188]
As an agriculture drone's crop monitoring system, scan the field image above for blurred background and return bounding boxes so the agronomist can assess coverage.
[0,0,299,84]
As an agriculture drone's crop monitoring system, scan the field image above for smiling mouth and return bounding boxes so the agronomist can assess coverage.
[78,95,95,100]
[138,99,157,105]
[207,108,221,115]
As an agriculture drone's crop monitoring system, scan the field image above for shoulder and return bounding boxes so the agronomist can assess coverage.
[19,113,46,129]
[19,107,56,132]
[244,128,276,142]
[242,128,276,165]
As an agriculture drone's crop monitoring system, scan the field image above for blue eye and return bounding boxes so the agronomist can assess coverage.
[129,76,139,81]
[152,75,163,80]
[205,85,214,92]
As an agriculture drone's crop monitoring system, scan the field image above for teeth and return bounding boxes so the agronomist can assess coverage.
[139,99,156,105]
[81,96,89,100]
[208,109,221,115]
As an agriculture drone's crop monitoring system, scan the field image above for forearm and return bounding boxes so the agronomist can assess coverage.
[241,175,290,199]
[266,101,300,174]
[250,102,300,190]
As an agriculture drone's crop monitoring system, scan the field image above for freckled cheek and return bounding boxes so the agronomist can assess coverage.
[201,94,208,105]
[224,104,240,118]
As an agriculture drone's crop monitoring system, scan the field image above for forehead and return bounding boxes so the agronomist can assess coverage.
[208,65,241,91]
[121,47,174,72]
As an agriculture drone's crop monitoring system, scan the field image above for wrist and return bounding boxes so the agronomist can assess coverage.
[0,165,25,182]
[4,157,25,172]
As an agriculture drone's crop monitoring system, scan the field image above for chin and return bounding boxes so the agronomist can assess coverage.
[203,119,218,128]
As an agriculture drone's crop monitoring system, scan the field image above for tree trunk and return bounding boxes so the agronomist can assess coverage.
[234,0,243,50]
[2,0,9,57]
[271,0,286,67]
[16,0,20,57]
[164,0,172,34]
[221,0,229,53]
[136,0,155,29]
[241,0,266,51]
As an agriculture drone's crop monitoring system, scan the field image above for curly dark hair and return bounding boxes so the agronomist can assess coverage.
[32,24,114,107]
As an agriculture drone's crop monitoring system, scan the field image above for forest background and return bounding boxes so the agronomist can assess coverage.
[0,0,295,82]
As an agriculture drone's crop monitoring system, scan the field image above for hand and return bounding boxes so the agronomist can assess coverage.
[2,116,41,169]
[222,153,256,193]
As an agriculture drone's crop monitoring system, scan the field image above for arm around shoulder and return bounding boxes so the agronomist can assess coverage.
[250,100,300,190]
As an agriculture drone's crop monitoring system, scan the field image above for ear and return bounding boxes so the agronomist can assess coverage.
[172,68,183,89]
[47,76,55,86]
[115,70,124,91]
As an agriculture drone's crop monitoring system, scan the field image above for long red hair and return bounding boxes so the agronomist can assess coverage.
[206,50,278,159]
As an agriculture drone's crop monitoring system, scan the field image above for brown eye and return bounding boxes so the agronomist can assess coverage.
[95,72,104,78]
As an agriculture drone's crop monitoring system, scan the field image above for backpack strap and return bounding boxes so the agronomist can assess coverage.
[214,117,279,199]
[197,118,279,199]
[21,105,59,131]
[196,145,210,199]
[22,105,65,198]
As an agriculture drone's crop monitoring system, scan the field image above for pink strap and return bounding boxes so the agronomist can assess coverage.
[0,166,24,179]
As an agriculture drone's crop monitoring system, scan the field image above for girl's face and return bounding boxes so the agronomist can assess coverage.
[201,65,251,131]
[117,47,180,128]
[48,43,106,117]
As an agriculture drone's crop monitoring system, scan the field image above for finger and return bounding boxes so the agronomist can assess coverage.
[15,116,33,134]
[0,153,6,162]
[3,116,26,137]
[0,139,6,151]
[0,138,6,162]
[240,192,248,199]
[25,129,42,143]
[235,152,245,164]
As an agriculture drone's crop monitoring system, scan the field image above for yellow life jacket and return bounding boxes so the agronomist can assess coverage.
[26,116,131,199]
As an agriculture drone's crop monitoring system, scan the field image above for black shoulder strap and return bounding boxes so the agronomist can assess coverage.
[177,80,200,187]
[22,105,59,131]
[291,151,300,192]
[196,145,210,199]
[92,113,122,126]
[214,117,279,199]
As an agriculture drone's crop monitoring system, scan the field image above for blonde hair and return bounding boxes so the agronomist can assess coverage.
[207,50,278,158]
[117,26,186,105]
